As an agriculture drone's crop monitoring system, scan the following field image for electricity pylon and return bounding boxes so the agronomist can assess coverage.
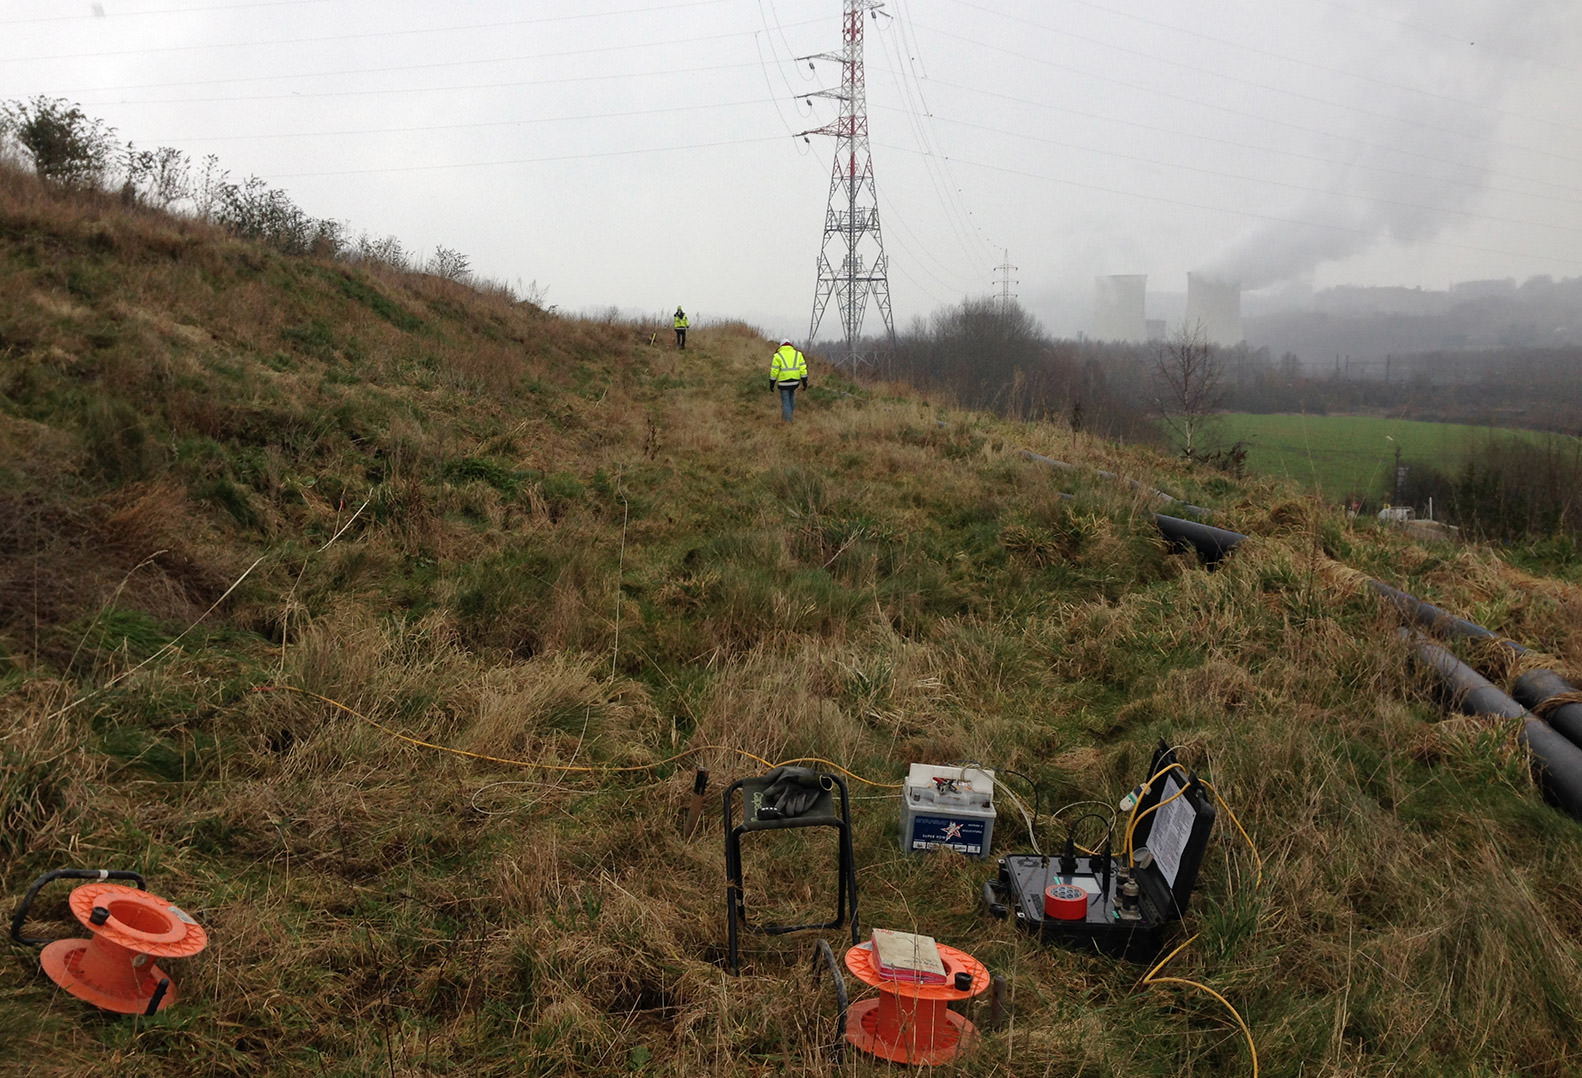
[994,249,1018,312]
[799,0,895,367]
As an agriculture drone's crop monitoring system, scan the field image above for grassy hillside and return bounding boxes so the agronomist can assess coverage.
[5,165,1582,1077]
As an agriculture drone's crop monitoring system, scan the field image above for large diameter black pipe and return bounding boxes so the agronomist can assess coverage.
[1154,513,1246,564]
[1407,634,1525,718]
[1511,669,1582,751]
[1520,721,1582,820]
[1019,451,1240,562]
[1407,635,1582,819]
[1368,580,1526,650]
[1375,582,1582,752]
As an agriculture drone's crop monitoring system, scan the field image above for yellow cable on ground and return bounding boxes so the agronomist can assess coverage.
[1142,933,1200,984]
[770,756,905,789]
[1120,767,1263,1074]
[1143,976,1259,1076]
[1138,933,1259,1077]
[1121,765,1265,889]
[1200,779,1265,888]
[258,685,901,787]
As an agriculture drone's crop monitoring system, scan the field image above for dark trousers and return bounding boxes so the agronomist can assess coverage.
[675,328,686,348]
[779,386,797,421]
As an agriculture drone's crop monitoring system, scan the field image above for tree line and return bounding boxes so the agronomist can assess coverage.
[883,296,1167,445]
[879,297,1239,464]
[864,297,1582,543]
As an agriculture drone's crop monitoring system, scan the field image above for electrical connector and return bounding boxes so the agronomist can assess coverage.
[1116,869,1142,922]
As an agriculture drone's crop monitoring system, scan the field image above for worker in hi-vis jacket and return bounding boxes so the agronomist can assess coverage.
[769,339,808,422]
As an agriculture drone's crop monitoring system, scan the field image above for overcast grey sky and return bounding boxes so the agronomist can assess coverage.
[3,0,1579,339]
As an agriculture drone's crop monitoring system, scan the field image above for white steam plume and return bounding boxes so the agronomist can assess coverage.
[1205,0,1574,290]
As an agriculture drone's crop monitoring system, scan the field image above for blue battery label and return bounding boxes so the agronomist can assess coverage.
[909,814,987,855]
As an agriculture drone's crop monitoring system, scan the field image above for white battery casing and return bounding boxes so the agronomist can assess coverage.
[900,763,996,857]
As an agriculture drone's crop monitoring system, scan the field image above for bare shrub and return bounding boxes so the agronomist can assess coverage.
[427,245,471,282]
[120,143,190,209]
[354,232,410,272]
[212,175,313,253]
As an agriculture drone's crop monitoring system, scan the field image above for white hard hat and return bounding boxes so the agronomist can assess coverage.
[781,339,793,345]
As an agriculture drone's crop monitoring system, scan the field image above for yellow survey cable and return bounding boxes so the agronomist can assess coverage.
[258,685,902,787]
[1124,783,1188,859]
[1144,976,1259,1076]
[1123,762,1191,862]
[1199,779,1265,888]
[771,757,905,790]
[1122,767,1265,890]
[1110,763,1264,1077]
[1138,932,1260,1076]
[1142,933,1199,983]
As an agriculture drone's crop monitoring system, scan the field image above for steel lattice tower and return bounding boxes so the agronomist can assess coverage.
[994,249,1018,312]
[800,0,894,366]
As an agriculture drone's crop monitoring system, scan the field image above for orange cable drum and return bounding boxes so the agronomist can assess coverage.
[843,941,988,1065]
[39,883,207,1015]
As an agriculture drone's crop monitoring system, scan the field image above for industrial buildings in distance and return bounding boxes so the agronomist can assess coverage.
[1092,273,1244,347]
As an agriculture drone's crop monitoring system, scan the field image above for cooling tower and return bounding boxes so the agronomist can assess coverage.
[1185,273,1242,346]
[1092,275,1147,341]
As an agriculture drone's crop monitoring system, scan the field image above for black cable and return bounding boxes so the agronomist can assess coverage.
[10,869,147,946]
[1063,810,1117,848]
[993,769,1041,818]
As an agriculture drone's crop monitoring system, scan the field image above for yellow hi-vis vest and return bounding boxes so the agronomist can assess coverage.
[771,344,807,385]
[674,311,689,329]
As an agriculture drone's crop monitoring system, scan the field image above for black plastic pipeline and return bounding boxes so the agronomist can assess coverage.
[1369,581,1582,751]
[1153,513,1246,565]
[1019,452,1242,562]
[1511,669,1582,751]
[1406,633,1582,819]
[1368,580,1526,651]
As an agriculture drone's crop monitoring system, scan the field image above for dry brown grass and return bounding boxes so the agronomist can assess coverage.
[9,159,1582,1077]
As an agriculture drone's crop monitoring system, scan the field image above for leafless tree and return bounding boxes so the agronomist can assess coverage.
[428,245,471,282]
[121,143,191,209]
[355,232,410,272]
[1152,321,1223,460]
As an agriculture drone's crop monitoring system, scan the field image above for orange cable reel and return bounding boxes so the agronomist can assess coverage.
[36,881,208,1015]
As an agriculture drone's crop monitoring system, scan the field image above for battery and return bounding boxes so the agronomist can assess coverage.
[900,763,996,857]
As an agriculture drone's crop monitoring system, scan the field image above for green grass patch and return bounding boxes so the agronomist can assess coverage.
[1218,413,1574,501]
[319,266,423,330]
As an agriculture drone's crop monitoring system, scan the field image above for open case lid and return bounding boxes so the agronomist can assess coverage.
[1129,742,1217,918]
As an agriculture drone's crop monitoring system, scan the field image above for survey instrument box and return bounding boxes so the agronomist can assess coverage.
[982,745,1216,962]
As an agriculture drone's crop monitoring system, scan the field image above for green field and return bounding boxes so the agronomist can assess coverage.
[1217,413,1538,502]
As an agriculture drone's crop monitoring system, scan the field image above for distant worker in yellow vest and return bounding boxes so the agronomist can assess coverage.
[673,307,689,349]
[769,339,808,422]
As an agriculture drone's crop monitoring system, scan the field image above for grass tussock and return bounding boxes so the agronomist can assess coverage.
[4,159,1582,1076]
